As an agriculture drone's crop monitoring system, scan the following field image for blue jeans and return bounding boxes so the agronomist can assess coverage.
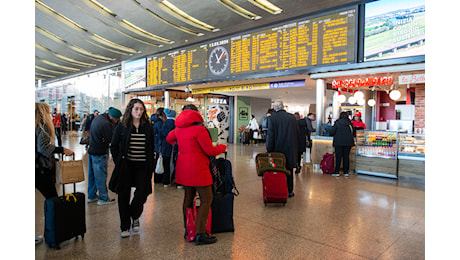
[88,153,109,201]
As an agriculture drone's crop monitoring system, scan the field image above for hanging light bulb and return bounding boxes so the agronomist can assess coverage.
[348,96,356,104]
[357,99,365,106]
[354,90,364,100]
[389,89,401,100]
[368,99,376,106]
[337,94,346,103]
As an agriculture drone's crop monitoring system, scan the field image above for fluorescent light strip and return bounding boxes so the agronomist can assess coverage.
[36,72,56,78]
[35,25,114,62]
[77,0,173,44]
[158,0,219,32]
[247,0,282,14]
[130,0,203,36]
[35,65,67,75]
[35,43,96,67]
[217,0,262,20]
[36,0,140,53]
[36,56,81,72]
[66,0,163,47]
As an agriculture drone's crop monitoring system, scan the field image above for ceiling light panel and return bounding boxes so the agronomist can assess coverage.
[36,0,141,53]
[157,0,220,32]
[247,0,282,14]
[217,0,262,20]
[36,56,81,72]
[35,65,68,75]
[35,42,96,67]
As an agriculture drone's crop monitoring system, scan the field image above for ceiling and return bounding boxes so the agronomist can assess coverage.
[35,0,358,87]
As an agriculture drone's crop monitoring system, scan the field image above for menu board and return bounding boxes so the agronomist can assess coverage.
[147,9,356,87]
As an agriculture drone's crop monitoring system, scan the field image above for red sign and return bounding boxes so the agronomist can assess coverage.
[332,76,394,89]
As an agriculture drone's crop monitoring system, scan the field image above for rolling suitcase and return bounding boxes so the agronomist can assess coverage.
[44,185,86,249]
[262,171,288,206]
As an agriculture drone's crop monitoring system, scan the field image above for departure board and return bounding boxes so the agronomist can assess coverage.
[147,9,356,87]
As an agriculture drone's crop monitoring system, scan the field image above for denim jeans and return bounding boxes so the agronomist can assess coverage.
[88,153,109,201]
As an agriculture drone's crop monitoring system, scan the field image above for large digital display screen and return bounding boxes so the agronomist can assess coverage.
[364,0,425,61]
[147,9,356,87]
[123,58,146,90]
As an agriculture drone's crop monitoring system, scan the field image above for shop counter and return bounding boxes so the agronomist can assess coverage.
[398,133,425,181]
[310,135,355,171]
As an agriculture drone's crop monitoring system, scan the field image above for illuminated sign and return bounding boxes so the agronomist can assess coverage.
[332,76,394,89]
[399,74,425,84]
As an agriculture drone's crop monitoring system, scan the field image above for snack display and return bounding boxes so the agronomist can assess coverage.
[399,134,425,156]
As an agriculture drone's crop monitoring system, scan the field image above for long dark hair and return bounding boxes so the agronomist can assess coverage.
[121,98,149,127]
[339,111,351,121]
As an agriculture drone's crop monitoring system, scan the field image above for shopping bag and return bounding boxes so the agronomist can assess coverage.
[56,156,85,184]
[186,198,212,242]
[155,155,164,174]
[253,131,259,139]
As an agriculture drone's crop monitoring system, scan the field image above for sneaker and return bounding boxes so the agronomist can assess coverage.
[195,233,217,245]
[288,192,295,198]
[163,184,170,188]
[177,185,184,189]
[132,219,140,232]
[332,174,340,177]
[343,173,349,177]
[97,198,115,205]
[35,235,43,245]
[120,230,130,238]
[87,198,98,203]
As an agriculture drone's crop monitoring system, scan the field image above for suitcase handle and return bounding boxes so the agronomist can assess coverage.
[65,193,78,202]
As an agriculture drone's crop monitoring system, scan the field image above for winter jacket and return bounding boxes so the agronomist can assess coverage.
[109,122,155,196]
[166,110,226,187]
[88,113,117,155]
[35,125,63,172]
[297,118,307,152]
[151,114,163,153]
[329,118,355,147]
[266,109,299,170]
[160,118,175,157]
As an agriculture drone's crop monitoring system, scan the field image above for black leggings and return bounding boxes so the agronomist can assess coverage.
[183,185,213,234]
[117,161,148,231]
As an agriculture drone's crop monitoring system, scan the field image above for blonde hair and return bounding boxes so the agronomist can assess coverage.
[35,102,55,145]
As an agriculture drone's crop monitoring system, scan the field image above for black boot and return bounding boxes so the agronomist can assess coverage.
[195,233,217,245]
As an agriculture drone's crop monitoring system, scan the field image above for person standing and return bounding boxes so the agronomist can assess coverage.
[266,100,299,198]
[246,115,259,144]
[294,112,307,174]
[87,107,121,205]
[305,113,316,161]
[329,111,355,177]
[151,108,166,183]
[109,99,155,238]
[61,113,67,135]
[85,110,99,133]
[52,111,62,147]
[35,103,74,244]
[160,108,176,187]
[261,108,274,145]
[166,104,227,245]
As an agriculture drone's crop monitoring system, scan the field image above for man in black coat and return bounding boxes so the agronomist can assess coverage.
[267,100,299,197]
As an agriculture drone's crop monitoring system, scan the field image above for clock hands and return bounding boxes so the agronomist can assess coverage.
[214,51,226,64]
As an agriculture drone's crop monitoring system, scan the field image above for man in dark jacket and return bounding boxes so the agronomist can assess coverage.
[267,100,299,197]
[160,108,176,187]
[88,107,121,205]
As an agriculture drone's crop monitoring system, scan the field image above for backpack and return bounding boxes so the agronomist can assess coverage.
[320,153,335,174]
[214,158,239,198]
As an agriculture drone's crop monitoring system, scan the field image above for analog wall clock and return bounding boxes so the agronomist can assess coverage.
[208,46,229,76]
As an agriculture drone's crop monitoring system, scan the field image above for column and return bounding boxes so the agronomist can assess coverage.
[316,79,326,135]
[164,91,170,109]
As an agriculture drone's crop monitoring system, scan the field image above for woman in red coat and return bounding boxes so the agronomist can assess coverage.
[166,104,227,245]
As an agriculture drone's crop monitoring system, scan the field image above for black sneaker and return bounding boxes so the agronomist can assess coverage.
[195,233,217,245]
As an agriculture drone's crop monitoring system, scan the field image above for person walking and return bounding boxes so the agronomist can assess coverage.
[329,111,355,177]
[151,108,166,183]
[160,108,176,187]
[166,104,227,245]
[294,112,307,174]
[87,107,121,205]
[109,99,156,238]
[266,100,299,198]
[35,103,74,244]
[52,111,62,147]
[246,115,259,144]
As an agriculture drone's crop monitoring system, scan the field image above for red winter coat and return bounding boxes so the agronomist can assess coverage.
[166,110,226,187]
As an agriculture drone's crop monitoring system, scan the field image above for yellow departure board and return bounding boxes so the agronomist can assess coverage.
[147,9,356,87]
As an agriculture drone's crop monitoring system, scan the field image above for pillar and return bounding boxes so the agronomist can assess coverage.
[164,91,170,109]
[316,79,326,135]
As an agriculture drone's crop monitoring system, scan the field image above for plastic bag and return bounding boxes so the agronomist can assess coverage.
[155,155,164,174]
[186,198,212,242]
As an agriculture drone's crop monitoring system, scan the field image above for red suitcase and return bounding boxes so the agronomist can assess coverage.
[262,171,288,206]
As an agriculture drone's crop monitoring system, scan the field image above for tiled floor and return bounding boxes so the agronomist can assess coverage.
[35,133,425,259]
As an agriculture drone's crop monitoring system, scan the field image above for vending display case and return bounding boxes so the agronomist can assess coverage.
[398,133,425,180]
[355,131,398,178]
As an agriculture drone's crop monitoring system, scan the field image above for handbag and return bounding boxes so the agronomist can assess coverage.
[55,155,85,184]
[79,131,89,145]
[155,155,164,174]
[186,197,212,242]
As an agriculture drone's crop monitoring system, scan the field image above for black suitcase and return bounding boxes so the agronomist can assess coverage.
[44,183,86,250]
[241,131,250,144]
[211,193,235,233]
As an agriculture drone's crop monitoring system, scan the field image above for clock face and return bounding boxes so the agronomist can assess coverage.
[208,46,229,76]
